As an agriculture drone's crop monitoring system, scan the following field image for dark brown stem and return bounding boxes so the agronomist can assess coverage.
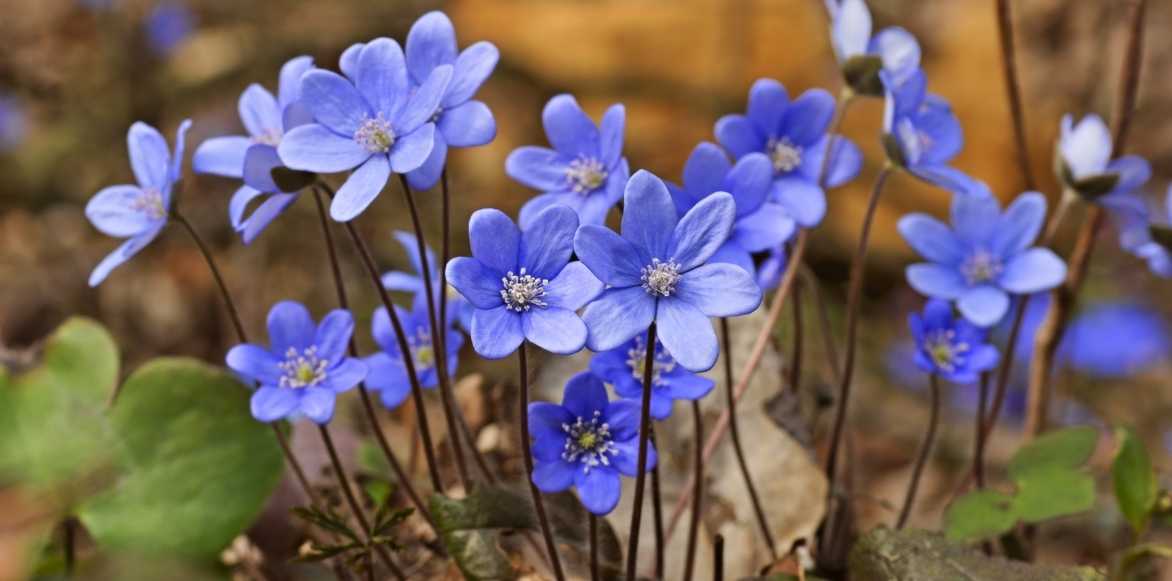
[518,345,566,581]
[713,534,725,581]
[625,323,658,580]
[439,169,452,371]
[995,0,1036,191]
[974,373,990,489]
[589,513,600,581]
[800,265,841,384]
[650,438,665,579]
[897,375,941,529]
[975,297,1027,483]
[683,400,704,581]
[63,517,76,576]
[398,175,471,489]
[788,278,804,392]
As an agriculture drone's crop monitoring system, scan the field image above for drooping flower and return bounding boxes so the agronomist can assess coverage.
[881,75,976,193]
[715,79,862,229]
[669,142,788,275]
[446,205,604,359]
[506,94,630,228]
[193,56,316,243]
[823,0,924,96]
[226,301,366,424]
[909,299,999,383]
[899,187,1066,327]
[397,11,499,190]
[574,170,763,372]
[529,372,655,515]
[381,230,472,330]
[0,93,26,151]
[1056,114,1151,217]
[590,335,714,420]
[145,1,195,56]
[85,120,191,286]
[278,38,451,221]
[364,301,462,410]
[1120,185,1172,278]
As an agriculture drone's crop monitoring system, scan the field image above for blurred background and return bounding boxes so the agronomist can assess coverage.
[2,0,1172,578]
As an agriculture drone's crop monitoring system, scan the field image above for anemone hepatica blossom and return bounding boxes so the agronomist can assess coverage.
[899,188,1067,327]
[882,76,975,193]
[1121,186,1172,278]
[278,39,451,222]
[715,79,862,229]
[364,302,462,410]
[669,143,787,275]
[85,120,191,287]
[823,0,924,96]
[574,170,763,372]
[145,1,195,56]
[909,299,998,383]
[381,230,472,330]
[446,205,604,359]
[506,95,629,228]
[226,301,366,424]
[1056,114,1151,216]
[589,335,714,420]
[529,371,654,515]
[757,245,788,292]
[887,339,1026,417]
[193,56,315,243]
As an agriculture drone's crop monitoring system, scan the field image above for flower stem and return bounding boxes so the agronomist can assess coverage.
[518,343,566,581]
[995,0,1036,191]
[398,175,471,490]
[439,170,452,376]
[788,278,804,392]
[713,534,725,581]
[62,516,76,576]
[317,425,406,580]
[625,323,658,581]
[589,513,600,581]
[683,400,704,581]
[897,374,941,529]
[649,435,665,578]
[974,373,990,489]
[310,188,433,526]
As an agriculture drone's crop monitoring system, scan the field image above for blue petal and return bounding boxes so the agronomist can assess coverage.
[906,263,967,299]
[708,241,756,276]
[507,146,569,191]
[397,65,452,133]
[990,192,1046,257]
[669,192,736,271]
[824,135,864,188]
[909,96,964,166]
[405,11,457,84]
[682,142,731,201]
[330,155,390,222]
[921,299,954,329]
[251,387,300,422]
[446,41,499,106]
[446,256,506,309]
[999,248,1066,294]
[726,153,772,216]
[714,114,764,159]
[780,89,835,146]
[966,344,1000,375]
[604,399,642,441]
[579,182,621,226]
[562,372,609,419]
[299,70,371,135]
[530,401,573,443]
[388,124,436,174]
[240,192,297,244]
[238,84,282,138]
[267,300,316,353]
[439,100,496,147]
[339,42,365,80]
[582,287,656,352]
[127,122,170,191]
[731,203,794,252]
[229,185,264,230]
[520,205,578,279]
[655,299,718,372]
[663,371,715,400]
[365,353,412,409]
[532,461,575,493]
[544,261,604,311]
[315,309,355,364]
[277,55,315,110]
[573,224,644,287]
[543,94,599,158]
[675,263,762,317]
[192,135,250,178]
[575,468,622,515]
[370,305,407,357]
[300,387,337,424]
[242,144,282,193]
[1105,155,1151,195]
[612,439,657,476]
[910,165,977,193]
[406,132,446,190]
[469,208,521,274]
[598,104,625,169]
[322,358,365,393]
[226,343,283,386]
[746,78,789,135]
[86,185,154,237]
[830,0,871,60]
[278,124,370,173]
[355,38,409,118]
[771,177,826,228]
[898,214,965,264]
[624,170,682,263]
[957,285,1010,327]
[950,191,1001,244]
[88,227,162,287]
[523,308,587,355]
[470,306,524,359]
[869,27,921,86]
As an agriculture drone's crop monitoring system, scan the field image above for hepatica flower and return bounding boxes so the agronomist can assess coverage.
[590,335,714,420]
[669,142,787,275]
[381,230,472,330]
[446,205,604,359]
[529,372,654,515]
[85,120,191,287]
[506,94,629,229]
[1056,113,1151,215]
[364,302,462,410]
[278,38,452,221]
[574,170,763,372]
[145,0,195,56]
[1122,185,1172,278]
[909,299,998,383]
[900,188,1066,327]
[882,77,975,193]
[823,0,924,96]
[716,79,862,229]
[226,301,366,424]
[193,56,315,243]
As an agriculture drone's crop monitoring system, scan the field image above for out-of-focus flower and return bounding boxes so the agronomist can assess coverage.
[574,170,762,372]
[757,245,788,292]
[881,76,975,193]
[900,188,1066,327]
[85,120,191,286]
[506,95,629,229]
[909,299,999,383]
[589,335,714,420]
[0,94,26,151]
[1056,114,1151,217]
[279,39,451,221]
[1121,185,1172,278]
[823,0,924,97]
[145,1,195,56]
[226,301,366,424]
[381,230,472,331]
[529,372,654,515]
[446,205,603,359]
[886,339,1027,418]
[715,79,861,229]
[194,56,315,243]
[364,301,462,410]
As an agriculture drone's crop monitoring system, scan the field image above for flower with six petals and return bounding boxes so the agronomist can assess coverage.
[909,299,999,383]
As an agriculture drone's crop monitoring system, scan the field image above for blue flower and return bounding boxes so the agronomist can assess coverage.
[506,94,630,229]
[85,120,191,286]
[446,205,604,359]
[381,230,473,331]
[589,335,714,420]
[278,38,452,222]
[0,93,26,151]
[669,142,788,275]
[574,170,763,372]
[823,0,924,96]
[886,339,1026,418]
[1121,185,1172,278]
[226,301,367,424]
[528,372,654,515]
[364,301,463,410]
[899,188,1067,327]
[882,77,975,192]
[1057,114,1151,215]
[145,1,194,56]
[193,56,316,244]
[396,11,499,190]
[756,245,788,292]
[715,79,862,229]
[909,299,999,383]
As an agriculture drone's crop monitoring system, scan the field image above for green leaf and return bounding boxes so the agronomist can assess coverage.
[1013,466,1096,523]
[945,489,1018,541]
[78,358,284,559]
[1113,427,1157,534]
[431,485,538,581]
[1008,426,1098,481]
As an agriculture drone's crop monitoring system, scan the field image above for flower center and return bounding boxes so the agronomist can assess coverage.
[354,115,395,153]
[924,330,969,373]
[561,410,618,474]
[131,188,167,220]
[624,335,677,386]
[961,249,1003,284]
[409,328,436,370]
[565,156,608,194]
[500,268,549,312]
[766,137,803,173]
[641,259,681,297]
[278,346,328,389]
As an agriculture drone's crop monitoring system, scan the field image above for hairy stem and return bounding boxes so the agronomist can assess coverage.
[683,400,705,581]
[625,324,658,580]
[714,534,725,581]
[589,513,600,581]
[650,437,665,579]
[897,374,941,529]
[518,344,566,580]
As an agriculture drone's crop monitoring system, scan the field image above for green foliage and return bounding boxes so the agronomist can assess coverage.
[1112,427,1157,535]
[946,427,1099,542]
[431,485,538,581]
[293,497,411,571]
